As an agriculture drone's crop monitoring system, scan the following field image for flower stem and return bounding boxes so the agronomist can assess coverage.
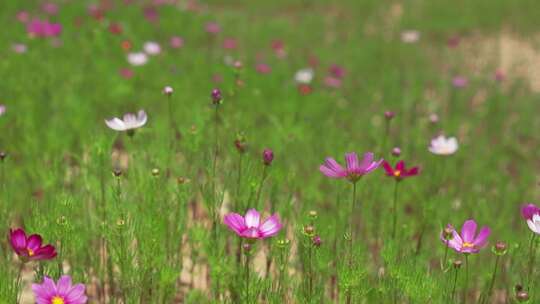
[526,233,537,291]
[245,251,251,302]
[167,93,175,167]
[463,254,469,304]
[441,242,449,271]
[391,181,399,239]
[450,265,460,302]
[308,242,313,301]
[346,182,357,304]
[483,255,500,304]
[254,165,268,209]
[15,262,24,303]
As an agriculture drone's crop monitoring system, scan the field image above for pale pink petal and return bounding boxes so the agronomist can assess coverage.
[319,165,344,178]
[259,214,282,238]
[65,284,87,303]
[105,118,126,131]
[345,152,359,171]
[358,152,374,170]
[244,209,260,228]
[56,275,72,295]
[137,110,147,126]
[223,213,246,235]
[472,226,490,248]
[461,220,477,243]
[324,158,345,174]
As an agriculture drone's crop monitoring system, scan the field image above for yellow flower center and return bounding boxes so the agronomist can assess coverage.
[52,296,65,304]
[27,248,35,256]
[462,242,474,248]
[393,170,401,177]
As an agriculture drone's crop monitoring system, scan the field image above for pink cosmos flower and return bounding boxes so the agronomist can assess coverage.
[224,209,282,239]
[0,104,6,116]
[205,22,221,34]
[494,69,505,82]
[382,160,419,181]
[319,152,383,183]
[328,64,346,79]
[256,63,271,74]
[27,19,62,38]
[12,43,28,54]
[41,2,59,15]
[522,204,540,234]
[17,11,30,23]
[9,228,57,262]
[32,275,87,304]
[324,76,342,88]
[222,38,237,50]
[441,220,490,254]
[452,76,468,88]
[119,68,134,79]
[143,6,159,23]
[170,36,184,49]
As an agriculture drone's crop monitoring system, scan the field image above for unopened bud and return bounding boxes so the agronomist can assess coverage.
[516,291,529,302]
[443,227,454,240]
[177,177,189,185]
[0,151,6,161]
[163,86,173,96]
[211,88,222,105]
[453,260,462,269]
[308,210,318,219]
[384,111,395,120]
[151,168,160,177]
[429,113,439,124]
[263,148,274,165]
[242,243,252,253]
[113,169,122,177]
[391,147,401,157]
[276,239,290,248]
[493,241,507,256]
[303,225,315,236]
[312,235,322,247]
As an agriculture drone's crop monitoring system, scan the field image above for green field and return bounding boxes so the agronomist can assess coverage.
[0,0,539,303]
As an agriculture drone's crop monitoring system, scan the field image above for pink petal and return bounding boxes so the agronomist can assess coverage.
[27,234,43,251]
[319,165,344,178]
[324,158,345,175]
[259,214,282,238]
[345,152,359,171]
[358,152,374,170]
[56,275,72,295]
[65,284,87,303]
[521,204,540,220]
[223,213,246,235]
[382,161,394,176]
[472,226,490,248]
[244,209,261,228]
[461,219,477,243]
[10,229,27,250]
[396,160,405,171]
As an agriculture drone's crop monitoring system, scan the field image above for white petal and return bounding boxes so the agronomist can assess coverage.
[105,118,126,131]
[527,219,540,234]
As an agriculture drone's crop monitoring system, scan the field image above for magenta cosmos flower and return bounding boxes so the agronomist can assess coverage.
[27,19,62,38]
[9,228,57,262]
[319,152,383,183]
[382,160,419,181]
[522,203,540,234]
[32,275,87,304]
[224,209,282,239]
[441,220,490,254]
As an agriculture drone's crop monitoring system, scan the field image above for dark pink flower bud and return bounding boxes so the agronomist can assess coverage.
[312,235,322,247]
[391,147,401,157]
[263,149,274,165]
[384,111,395,120]
[211,88,222,105]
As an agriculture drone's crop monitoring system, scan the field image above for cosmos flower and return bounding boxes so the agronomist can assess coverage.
[9,228,57,262]
[105,110,147,132]
[16,11,30,23]
[401,30,420,43]
[255,63,271,74]
[452,76,468,88]
[170,36,184,49]
[222,38,237,50]
[522,204,540,234]
[12,43,28,54]
[32,275,87,304]
[143,41,161,55]
[27,19,62,38]
[428,135,458,155]
[441,220,490,254]
[294,68,314,84]
[127,52,148,66]
[205,22,221,34]
[494,70,505,82]
[328,64,346,79]
[224,209,282,239]
[382,160,420,181]
[119,68,134,79]
[0,105,5,116]
[319,152,383,183]
[324,76,342,88]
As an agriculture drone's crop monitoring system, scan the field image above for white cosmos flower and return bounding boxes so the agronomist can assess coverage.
[401,30,420,43]
[127,52,148,66]
[429,135,458,155]
[143,41,161,56]
[0,104,5,116]
[105,110,147,132]
[294,68,314,84]
[527,214,540,234]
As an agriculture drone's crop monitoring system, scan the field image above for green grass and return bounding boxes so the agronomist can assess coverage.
[0,0,539,303]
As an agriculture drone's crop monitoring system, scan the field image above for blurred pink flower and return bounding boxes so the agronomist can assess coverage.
[41,2,59,15]
[222,37,237,50]
[452,76,468,88]
[324,76,342,88]
[105,110,147,132]
[271,39,286,58]
[119,68,134,79]
[447,35,461,48]
[170,36,184,49]
[0,105,6,116]
[401,30,420,43]
[212,74,223,83]
[143,6,159,23]
[256,63,271,74]
[224,209,282,239]
[16,11,30,23]
[494,69,505,82]
[144,41,161,55]
[441,220,490,254]
[328,64,346,79]
[12,43,27,54]
[32,275,87,304]
[205,22,221,34]
[27,19,62,38]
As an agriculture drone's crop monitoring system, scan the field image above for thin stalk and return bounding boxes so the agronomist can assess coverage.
[526,233,537,291]
[484,255,500,304]
[442,242,449,271]
[450,265,460,303]
[236,154,244,209]
[346,182,357,304]
[167,93,175,167]
[254,165,268,209]
[308,243,313,301]
[245,252,251,302]
[391,181,399,239]
[463,254,469,304]
[16,262,24,303]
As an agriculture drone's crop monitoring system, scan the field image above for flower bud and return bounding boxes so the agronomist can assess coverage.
[443,226,454,240]
[308,210,318,220]
[429,113,439,124]
[234,133,247,154]
[276,239,290,248]
[384,111,395,120]
[263,148,274,165]
[163,86,173,96]
[516,291,529,302]
[211,88,222,105]
[113,169,122,177]
[151,168,160,177]
[242,243,252,253]
[0,151,6,161]
[233,60,243,70]
[177,177,189,185]
[312,235,322,247]
[303,225,315,236]
[391,147,401,157]
[453,260,462,269]
[492,241,507,256]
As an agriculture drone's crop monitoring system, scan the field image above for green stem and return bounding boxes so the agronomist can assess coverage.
[526,233,537,291]
[463,254,469,304]
[245,252,251,302]
[236,154,243,210]
[450,265,459,303]
[484,255,500,304]
[442,242,449,271]
[308,243,313,301]
[254,165,268,209]
[16,262,24,303]
[346,182,357,304]
[167,94,175,167]
[391,181,399,239]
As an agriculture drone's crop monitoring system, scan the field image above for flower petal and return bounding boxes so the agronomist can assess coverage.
[244,209,261,228]
[345,152,359,171]
[358,152,374,170]
[9,228,27,251]
[382,161,394,176]
[223,213,246,235]
[259,214,282,238]
[27,234,43,251]
[472,226,490,248]
[105,118,126,131]
[56,275,72,296]
[65,283,87,303]
[461,219,477,243]
[396,160,405,171]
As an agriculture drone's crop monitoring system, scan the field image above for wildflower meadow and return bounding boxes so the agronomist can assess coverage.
[1,0,539,303]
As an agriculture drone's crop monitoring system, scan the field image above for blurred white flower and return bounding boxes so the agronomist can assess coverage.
[127,52,148,66]
[105,110,147,132]
[11,43,27,54]
[143,41,161,56]
[0,105,6,116]
[527,214,540,234]
[294,68,314,84]
[401,30,420,43]
[429,135,458,155]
